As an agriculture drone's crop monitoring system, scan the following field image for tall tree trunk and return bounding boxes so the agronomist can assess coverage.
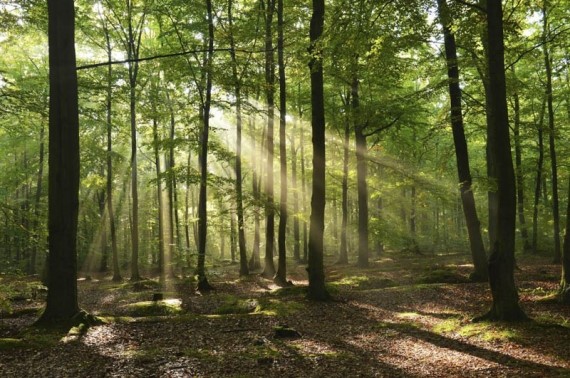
[249,112,262,271]
[532,98,546,254]
[274,0,288,286]
[291,118,301,263]
[511,66,531,253]
[262,0,277,278]
[166,92,179,276]
[30,122,45,275]
[560,177,570,303]
[300,118,308,263]
[475,0,527,322]
[542,3,561,263]
[38,0,81,324]
[152,112,166,284]
[126,2,145,282]
[228,0,249,276]
[307,0,329,301]
[338,93,350,265]
[437,0,487,281]
[353,75,369,268]
[196,0,215,291]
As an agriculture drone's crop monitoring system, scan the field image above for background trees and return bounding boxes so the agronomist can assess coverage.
[0,0,568,312]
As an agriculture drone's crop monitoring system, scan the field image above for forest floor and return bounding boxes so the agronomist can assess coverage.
[1,252,570,377]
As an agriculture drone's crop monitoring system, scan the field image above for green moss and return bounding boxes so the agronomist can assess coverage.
[215,297,259,315]
[123,299,183,317]
[458,323,517,342]
[255,298,304,316]
[0,338,24,350]
[330,275,396,290]
[270,285,307,297]
[432,318,462,334]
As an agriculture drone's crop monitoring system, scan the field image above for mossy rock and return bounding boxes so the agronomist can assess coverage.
[330,275,396,290]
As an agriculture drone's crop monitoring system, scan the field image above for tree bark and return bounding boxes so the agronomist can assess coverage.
[542,3,561,264]
[38,0,81,324]
[307,0,329,301]
[338,94,350,264]
[353,75,369,268]
[475,0,527,322]
[228,0,249,276]
[196,0,215,292]
[262,0,277,279]
[511,66,531,253]
[532,98,546,254]
[437,0,488,281]
[274,0,289,286]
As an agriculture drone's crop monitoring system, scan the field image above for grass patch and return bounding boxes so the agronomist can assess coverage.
[270,285,307,297]
[0,338,25,350]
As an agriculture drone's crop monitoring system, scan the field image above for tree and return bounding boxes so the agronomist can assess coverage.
[196,0,215,291]
[475,0,527,322]
[437,0,487,281]
[262,0,277,279]
[274,0,289,286]
[307,0,329,301]
[37,0,81,324]
[227,0,249,277]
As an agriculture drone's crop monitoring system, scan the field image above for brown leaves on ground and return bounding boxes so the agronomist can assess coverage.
[1,253,569,377]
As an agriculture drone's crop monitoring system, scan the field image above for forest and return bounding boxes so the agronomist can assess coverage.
[0,0,570,376]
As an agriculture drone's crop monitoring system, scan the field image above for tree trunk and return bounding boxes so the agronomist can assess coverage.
[152,113,166,284]
[353,75,369,268]
[475,0,527,322]
[532,98,546,254]
[307,0,329,301]
[249,112,262,271]
[274,0,289,286]
[196,0,215,292]
[228,0,249,276]
[262,0,277,279]
[511,66,531,253]
[338,94,350,265]
[126,3,145,282]
[542,4,561,264]
[291,118,301,263]
[30,122,45,275]
[437,0,487,281]
[38,0,81,324]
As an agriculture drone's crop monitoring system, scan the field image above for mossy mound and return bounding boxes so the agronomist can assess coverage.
[122,299,183,317]
[416,267,469,284]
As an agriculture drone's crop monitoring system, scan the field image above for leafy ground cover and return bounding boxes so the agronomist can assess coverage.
[1,252,569,377]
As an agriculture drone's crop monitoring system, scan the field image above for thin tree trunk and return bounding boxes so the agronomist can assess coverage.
[228,0,249,276]
[338,93,350,265]
[353,75,369,268]
[152,112,166,284]
[262,0,277,278]
[542,3,561,264]
[511,66,531,253]
[291,118,301,263]
[437,0,487,280]
[249,111,262,271]
[532,98,546,254]
[307,0,329,301]
[274,0,288,286]
[30,122,45,275]
[196,0,215,291]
